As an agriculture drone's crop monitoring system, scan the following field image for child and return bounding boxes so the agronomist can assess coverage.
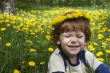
[47,11,110,73]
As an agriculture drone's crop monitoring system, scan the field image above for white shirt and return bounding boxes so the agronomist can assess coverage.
[47,48,102,73]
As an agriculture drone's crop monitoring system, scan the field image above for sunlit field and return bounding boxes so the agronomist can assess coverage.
[0,4,110,73]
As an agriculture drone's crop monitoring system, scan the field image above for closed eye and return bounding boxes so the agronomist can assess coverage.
[77,35,83,38]
[64,35,71,37]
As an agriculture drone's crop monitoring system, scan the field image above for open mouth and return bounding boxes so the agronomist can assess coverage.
[68,46,80,48]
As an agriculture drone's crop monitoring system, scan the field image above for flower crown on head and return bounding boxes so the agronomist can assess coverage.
[51,11,90,26]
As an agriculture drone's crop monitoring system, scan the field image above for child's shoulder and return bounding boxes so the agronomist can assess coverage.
[84,49,102,70]
[84,49,97,62]
[85,49,93,55]
[49,48,62,60]
[49,48,65,65]
[51,48,60,56]
[84,49,96,59]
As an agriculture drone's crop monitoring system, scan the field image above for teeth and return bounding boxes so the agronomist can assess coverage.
[69,46,79,48]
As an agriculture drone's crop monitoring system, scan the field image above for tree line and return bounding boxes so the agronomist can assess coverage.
[0,0,109,14]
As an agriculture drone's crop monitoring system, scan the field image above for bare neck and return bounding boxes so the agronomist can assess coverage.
[69,56,77,64]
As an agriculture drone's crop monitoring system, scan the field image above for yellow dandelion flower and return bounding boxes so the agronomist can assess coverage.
[40,61,45,65]
[6,24,11,27]
[35,36,38,38]
[97,34,104,39]
[106,50,110,53]
[13,69,20,73]
[72,12,83,18]
[5,42,11,47]
[98,58,104,62]
[51,11,90,26]
[67,14,74,19]
[22,27,29,31]
[48,47,54,52]
[93,42,98,46]
[88,44,95,51]
[1,27,6,31]
[101,42,107,48]
[0,37,2,40]
[106,38,110,42]
[25,40,33,45]
[30,48,37,53]
[30,32,35,35]
[28,61,36,67]
[48,25,54,30]
[107,28,110,32]
[52,16,66,25]
[45,35,51,40]
[85,12,91,19]
[96,52,103,56]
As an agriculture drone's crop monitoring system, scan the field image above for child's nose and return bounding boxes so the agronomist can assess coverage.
[70,37,77,43]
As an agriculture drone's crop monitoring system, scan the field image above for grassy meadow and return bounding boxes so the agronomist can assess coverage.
[0,3,110,73]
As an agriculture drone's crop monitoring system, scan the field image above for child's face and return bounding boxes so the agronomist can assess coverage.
[58,31,85,57]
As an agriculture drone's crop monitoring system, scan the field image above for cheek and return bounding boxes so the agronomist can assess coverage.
[79,39,85,44]
[60,38,70,44]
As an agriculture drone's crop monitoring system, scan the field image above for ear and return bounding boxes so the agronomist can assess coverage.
[57,41,60,45]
